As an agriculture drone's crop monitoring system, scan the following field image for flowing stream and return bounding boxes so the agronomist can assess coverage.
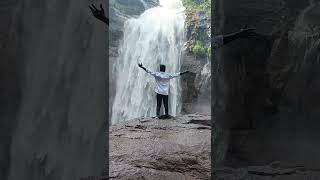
[111,0,186,123]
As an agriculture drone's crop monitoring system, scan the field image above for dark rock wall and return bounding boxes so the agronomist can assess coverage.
[214,0,320,167]
[0,1,21,179]
[1,0,108,179]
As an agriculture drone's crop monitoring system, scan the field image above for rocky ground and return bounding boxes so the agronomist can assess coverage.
[215,162,320,180]
[109,114,211,180]
[82,113,320,180]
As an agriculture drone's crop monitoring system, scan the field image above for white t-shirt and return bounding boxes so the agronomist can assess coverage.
[146,69,180,95]
[212,35,224,49]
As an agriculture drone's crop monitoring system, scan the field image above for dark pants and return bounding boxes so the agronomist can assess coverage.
[156,93,168,116]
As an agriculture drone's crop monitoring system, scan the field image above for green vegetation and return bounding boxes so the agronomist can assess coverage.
[183,0,212,57]
[189,28,209,56]
[182,0,211,16]
[192,40,207,55]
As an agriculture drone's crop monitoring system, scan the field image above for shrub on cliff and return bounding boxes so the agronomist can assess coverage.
[192,40,207,56]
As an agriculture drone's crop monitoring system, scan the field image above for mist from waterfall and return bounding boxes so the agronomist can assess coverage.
[111,0,186,123]
[194,59,212,114]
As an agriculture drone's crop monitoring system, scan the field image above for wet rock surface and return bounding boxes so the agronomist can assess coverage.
[109,114,211,180]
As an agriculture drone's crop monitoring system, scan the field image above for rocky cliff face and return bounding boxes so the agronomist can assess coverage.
[1,0,108,180]
[214,0,320,171]
[181,7,212,114]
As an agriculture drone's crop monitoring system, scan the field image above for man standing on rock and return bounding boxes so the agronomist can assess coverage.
[89,3,258,119]
[138,63,189,119]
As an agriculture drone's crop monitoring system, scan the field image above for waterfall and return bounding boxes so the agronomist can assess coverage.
[139,0,147,9]
[111,0,186,123]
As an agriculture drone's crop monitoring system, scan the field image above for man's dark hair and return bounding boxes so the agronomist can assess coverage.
[160,64,166,72]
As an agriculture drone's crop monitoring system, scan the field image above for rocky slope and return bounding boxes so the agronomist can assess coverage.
[214,0,320,174]
[109,114,211,180]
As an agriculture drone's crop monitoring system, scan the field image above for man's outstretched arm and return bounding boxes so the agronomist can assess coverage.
[180,71,190,75]
[138,63,147,72]
[138,63,157,76]
[222,27,257,45]
[212,27,257,49]
[168,71,190,79]
[89,4,109,26]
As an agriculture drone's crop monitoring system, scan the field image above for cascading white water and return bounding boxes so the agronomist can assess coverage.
[139,0,147,8]
[111,0,186,123]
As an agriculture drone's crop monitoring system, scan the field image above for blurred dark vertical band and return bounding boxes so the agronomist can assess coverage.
[0,0,110,179]
[212,0,225,178]
[105,0,109,179]
[0,0,22,179]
